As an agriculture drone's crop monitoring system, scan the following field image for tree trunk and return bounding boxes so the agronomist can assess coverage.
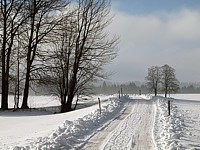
[61,102,67,113]
[1,53,10,110]
[1,3,8,110]
[1,46,8,110]
[21,2,35,109]
[1,75,8,110]
[64,62,78,112]
[168,100,170,116]
[66,95,73,112]
[154,88,157,96]
[21,67,31,109]
[64,78,76,112]
[60,92,67,112]
[165,88,167,97]
[61,98,73,113]
[74,92,79,110]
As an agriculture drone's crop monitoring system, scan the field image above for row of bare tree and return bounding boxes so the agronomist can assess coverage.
[145,64,180,97]
[0,0,118,112]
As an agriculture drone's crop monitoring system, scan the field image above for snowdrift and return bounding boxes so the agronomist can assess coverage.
[153,96,200,150]
[11,96,129,150]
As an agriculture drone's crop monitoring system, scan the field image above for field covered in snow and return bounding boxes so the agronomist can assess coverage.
[154,97,200,149]
[1,94,200,150]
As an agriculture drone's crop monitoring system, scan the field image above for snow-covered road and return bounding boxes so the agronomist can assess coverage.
[83,98,155,150]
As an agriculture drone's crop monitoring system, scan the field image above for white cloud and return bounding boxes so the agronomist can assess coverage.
[167,9,200,40]
[106,8,200,82]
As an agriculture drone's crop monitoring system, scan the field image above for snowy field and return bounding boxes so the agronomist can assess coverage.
[154,97,200,149]
[0,94,200,149]
[0,95,112,110]
[170,94,200,101]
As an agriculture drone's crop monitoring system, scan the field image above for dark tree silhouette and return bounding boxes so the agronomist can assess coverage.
[145,66,161,96]
[0,0,28,110]
[21,0,67,109]
[161,64,180,97]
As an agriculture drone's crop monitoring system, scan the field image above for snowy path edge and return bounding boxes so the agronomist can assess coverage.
[11,96,129,150]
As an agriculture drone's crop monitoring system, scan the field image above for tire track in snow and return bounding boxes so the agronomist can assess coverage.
[131,100,155,150]
[103,99,155,150]
[83,99,155,150]
[82,101,133,150]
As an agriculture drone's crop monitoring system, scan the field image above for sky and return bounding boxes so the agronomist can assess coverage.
[106,0,200,83]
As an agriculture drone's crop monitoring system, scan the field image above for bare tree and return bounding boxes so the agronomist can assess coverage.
[20,0,67,109]
[161,64,180,97]
[0,0,28,110]
[145,66,161,96]
[49,13,76,112]
[40,0,118,112]
[63,0,117,112]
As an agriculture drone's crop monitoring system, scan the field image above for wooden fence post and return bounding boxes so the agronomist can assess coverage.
[98,98,101,114]
[139,90,141,95]
[168,99,170,116]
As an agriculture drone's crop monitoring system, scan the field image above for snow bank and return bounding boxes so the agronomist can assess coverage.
[153,96,200,150]
[153,97,184,149]
[129,94,152,100]
[11,96,129,150]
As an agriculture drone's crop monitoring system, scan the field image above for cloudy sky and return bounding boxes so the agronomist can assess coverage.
[106,0,200,83]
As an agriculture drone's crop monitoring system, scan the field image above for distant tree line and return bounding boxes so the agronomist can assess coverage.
[93,79,200,95]
[0,0,118,112]
[180,85,200,94]
[93,81,148,95]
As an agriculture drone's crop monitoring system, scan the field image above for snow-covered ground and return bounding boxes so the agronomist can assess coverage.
[0,95,112,110]
[0,95,128,150]
[154,97,200,149]
[103,99,155,150]
[1,94,200,150]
